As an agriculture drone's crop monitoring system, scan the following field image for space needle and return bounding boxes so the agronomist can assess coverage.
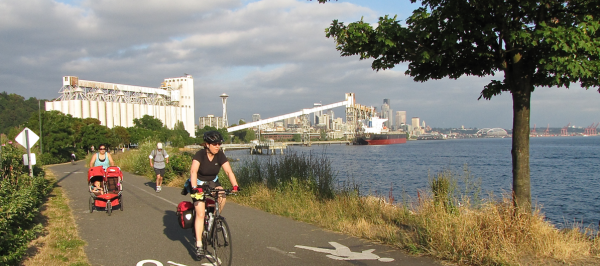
[220,93,229,128]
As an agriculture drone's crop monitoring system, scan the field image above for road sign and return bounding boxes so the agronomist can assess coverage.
[15,127,39,149]
[22,153,36,166]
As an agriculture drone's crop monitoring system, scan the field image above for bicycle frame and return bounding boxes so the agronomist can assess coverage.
[203,189,228,238]
[194,188,235,266]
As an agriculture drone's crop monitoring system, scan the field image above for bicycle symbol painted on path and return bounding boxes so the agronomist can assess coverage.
[137,241,394,265]
[137,259,217,266]
[295,242,395,262]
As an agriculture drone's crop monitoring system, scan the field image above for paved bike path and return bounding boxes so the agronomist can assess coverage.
[50,163,445,266]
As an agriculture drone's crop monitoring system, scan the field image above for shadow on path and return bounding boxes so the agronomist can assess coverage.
[163,210,197,259]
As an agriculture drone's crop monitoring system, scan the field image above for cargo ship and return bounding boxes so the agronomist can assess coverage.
[354,117,407,145]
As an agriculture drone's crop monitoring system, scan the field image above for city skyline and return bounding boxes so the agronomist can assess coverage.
[1,0,598,130]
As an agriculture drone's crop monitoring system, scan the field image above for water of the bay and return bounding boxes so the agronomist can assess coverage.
[228,136,600,229]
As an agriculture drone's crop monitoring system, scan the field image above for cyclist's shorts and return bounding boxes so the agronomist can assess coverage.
[191,180,221,202]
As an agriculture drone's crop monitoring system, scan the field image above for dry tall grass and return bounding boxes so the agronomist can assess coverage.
[233,180,600,265]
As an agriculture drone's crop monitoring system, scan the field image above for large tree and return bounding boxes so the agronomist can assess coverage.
[27,110,75,157]
[0,92,45,135]
[112,126,131,148]
[319,0,600,209]
[133,115,163,131]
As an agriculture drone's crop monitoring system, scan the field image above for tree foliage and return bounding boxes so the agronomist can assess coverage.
[133,115,164,131]
[320,0,600,209]
[0,92,45,135]
[231,128,256,143]
[195,126,231,144]
[80,123,112,151]
[27,110,75,161]
[169,121,193,148]
[112,126,131,147]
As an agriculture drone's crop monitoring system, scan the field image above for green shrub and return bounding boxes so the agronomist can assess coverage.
[0,175,52,265]
[166,152,193,178]
[38,152,64,165]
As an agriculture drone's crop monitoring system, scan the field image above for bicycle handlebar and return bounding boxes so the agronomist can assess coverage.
[205,188,238,196]
[193,187,239,197]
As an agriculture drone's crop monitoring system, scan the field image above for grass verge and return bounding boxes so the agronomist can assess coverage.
[231,154,600,266]
[20,169,90,266]
[115,146,600,265]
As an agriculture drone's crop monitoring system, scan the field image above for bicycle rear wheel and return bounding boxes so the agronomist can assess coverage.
[211,217,232,266]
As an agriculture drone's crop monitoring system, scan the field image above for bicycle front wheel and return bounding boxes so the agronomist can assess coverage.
[212,217,232,266]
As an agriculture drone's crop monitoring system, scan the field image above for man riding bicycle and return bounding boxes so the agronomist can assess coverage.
[189,131,239,257]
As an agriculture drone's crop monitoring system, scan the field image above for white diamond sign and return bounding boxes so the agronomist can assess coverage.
[15,127,39,149]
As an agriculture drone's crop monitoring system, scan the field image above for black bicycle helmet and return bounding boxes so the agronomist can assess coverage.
[203,131,223,144]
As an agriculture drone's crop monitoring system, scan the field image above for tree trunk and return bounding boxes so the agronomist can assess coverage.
[511,87,531,211]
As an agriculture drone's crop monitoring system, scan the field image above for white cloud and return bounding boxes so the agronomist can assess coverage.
[0,0,598,129]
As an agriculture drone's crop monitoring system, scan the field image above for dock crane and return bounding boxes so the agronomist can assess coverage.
[585,122,599,135]
[561,123,570,136]
[544,124,550,136]
[530,124,537,136]
[584,123,594,135]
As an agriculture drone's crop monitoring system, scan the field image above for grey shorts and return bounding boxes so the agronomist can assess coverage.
[154,168,165,177]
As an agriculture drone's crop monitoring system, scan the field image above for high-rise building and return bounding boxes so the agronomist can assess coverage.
[199,115,223,129]
[332,117,343,131]
[395,111,406,130]
[313,103,322,125]
[282,117,298,128]
[411,117,420,129]
[411,117,421,136]
[381,99,393,128]
[327,109,335,129]
[318,114,331,130]
[396,111,406,125]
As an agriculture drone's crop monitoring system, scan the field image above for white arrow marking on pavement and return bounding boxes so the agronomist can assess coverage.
[267,246,300,258]
[295,242,394,262]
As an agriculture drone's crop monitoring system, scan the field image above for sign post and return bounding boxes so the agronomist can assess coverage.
[15,127,39,177]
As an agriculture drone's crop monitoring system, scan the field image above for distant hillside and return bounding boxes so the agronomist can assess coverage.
[0,92,46,135]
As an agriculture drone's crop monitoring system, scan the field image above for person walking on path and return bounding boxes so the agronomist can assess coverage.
[150,142,169,192]
[89,144,115,170]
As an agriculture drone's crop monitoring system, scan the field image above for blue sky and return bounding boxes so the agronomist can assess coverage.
[1,0,598,129]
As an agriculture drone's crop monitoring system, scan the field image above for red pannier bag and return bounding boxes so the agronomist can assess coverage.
[177,201,194,229]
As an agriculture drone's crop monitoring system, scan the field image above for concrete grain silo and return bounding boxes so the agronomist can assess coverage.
[46,75,196,137]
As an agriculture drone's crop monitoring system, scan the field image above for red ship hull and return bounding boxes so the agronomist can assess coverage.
[355,133,407,145]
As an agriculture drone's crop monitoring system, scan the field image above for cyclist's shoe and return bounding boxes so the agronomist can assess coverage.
[196,246,205,258]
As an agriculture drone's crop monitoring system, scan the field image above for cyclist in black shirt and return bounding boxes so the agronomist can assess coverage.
[189,131,239,257]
